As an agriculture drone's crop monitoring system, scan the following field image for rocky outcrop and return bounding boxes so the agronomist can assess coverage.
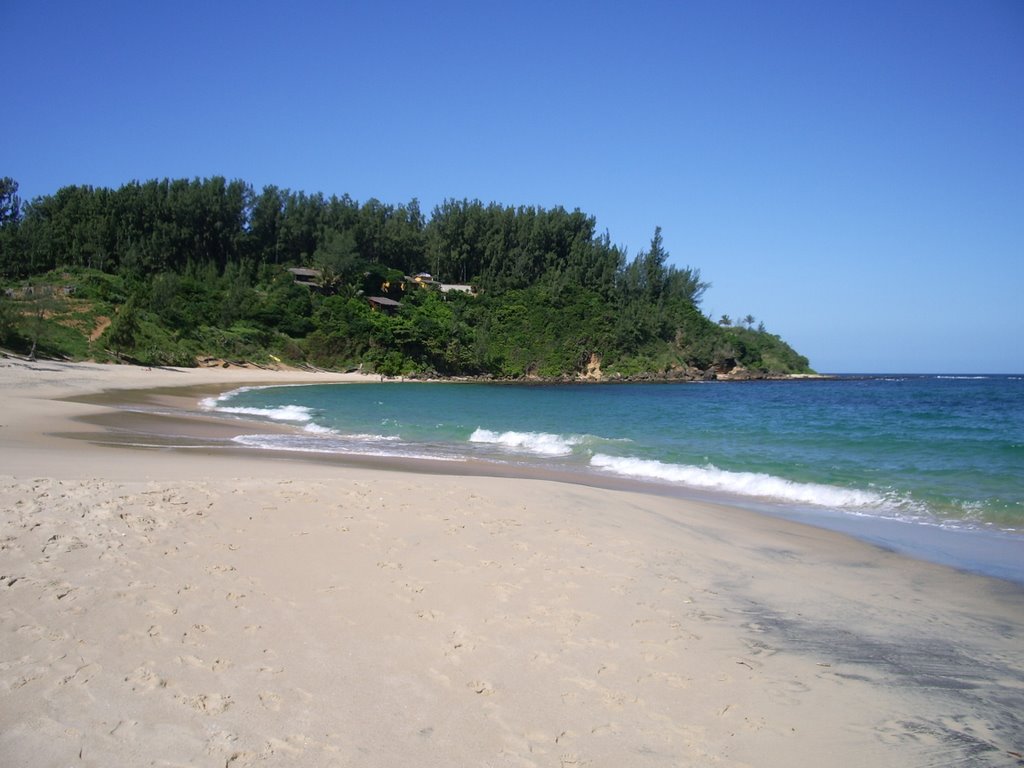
[580,353,603,381]
[381,356,820,385]
[715,365,769,381]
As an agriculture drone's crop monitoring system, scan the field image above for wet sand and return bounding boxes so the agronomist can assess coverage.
[1,358,1022,767]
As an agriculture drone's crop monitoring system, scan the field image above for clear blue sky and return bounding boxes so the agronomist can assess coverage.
[5,0,1023,373]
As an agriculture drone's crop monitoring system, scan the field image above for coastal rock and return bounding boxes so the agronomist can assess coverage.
[717,365,768,381]
[581,352,603,381]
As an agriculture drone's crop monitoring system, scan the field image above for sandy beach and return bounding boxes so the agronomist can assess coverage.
[1,358,1022,767]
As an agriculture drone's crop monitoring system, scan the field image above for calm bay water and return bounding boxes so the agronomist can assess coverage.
[203,376,1024,581]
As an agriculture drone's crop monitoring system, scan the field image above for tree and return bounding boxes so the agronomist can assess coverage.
[0,178,25,278]
[0,177,21,226]
[0,290,19,347]
[106,296,141,359]
[743,314,755,329]
[24,282,59,360]
[640,226,668,301]
[664,263,708,306]
[718,314,732,327]
[314,228,360,286]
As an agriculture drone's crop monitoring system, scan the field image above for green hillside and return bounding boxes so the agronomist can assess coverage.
[0,177,811,379]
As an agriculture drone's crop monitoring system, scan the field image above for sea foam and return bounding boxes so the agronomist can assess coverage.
[590,454,888,509]
[469,428,581,456]
[208,402,317,423]
[232,433,458,462]
[202,387,319,424]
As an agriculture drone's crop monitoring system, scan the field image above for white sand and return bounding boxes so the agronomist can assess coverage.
[1,357,1022,767]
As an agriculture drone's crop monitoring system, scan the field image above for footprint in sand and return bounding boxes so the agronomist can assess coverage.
[529,650,557,665]
[45,581,75,601]
[488,581,520,603]
[119,512,161,533]
[390,581,424,603]
[258,690,282,711]
[467,680,495,695]
[181,692,234,714]
[742,637,777,658]
[427,667,452,687]
[444,629,478,662]
[59,662,100,687]
[124,665,168,691]
[635,671,690,689]
[222,750,259,767]
[41,534,87,554]
[10,666,48,689]
[763,677,811,705]
[181,624,211,645]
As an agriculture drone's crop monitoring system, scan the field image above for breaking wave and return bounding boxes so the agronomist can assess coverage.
[232,432,452,461]
[589,453,894,510]
[202,387,323,427]
[469,428,584,456]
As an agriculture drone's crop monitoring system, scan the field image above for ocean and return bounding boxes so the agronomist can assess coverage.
[202,375,1024,584]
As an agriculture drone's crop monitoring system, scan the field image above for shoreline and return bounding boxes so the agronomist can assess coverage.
[59,370,1024,587]
[2,358,1023,766]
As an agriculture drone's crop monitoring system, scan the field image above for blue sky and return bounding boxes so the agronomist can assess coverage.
[5,0,1023,372]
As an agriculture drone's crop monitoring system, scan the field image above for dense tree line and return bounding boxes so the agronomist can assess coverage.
[0,176,811,377]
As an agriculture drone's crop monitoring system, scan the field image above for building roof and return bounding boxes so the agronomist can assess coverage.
[439,283,474,294]
[287,267,323,279]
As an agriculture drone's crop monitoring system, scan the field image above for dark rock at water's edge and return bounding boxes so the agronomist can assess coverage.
[401,363,834,384]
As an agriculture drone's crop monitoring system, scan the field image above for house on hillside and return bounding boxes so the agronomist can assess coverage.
[287,267,323,287]
[438,283,475,295]
[367,296,401,314]
[410,272,436,286]
[405,272,476,296]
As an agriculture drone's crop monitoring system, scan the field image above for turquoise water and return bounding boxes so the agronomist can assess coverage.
[204,376,1024,536]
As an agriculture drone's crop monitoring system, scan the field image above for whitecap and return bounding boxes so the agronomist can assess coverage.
[201,387,321,424]
[589,454,889,509]
[212,403,316,423]
[469,428,581,456]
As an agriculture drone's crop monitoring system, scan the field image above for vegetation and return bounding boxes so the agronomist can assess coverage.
[0,176,812,378]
